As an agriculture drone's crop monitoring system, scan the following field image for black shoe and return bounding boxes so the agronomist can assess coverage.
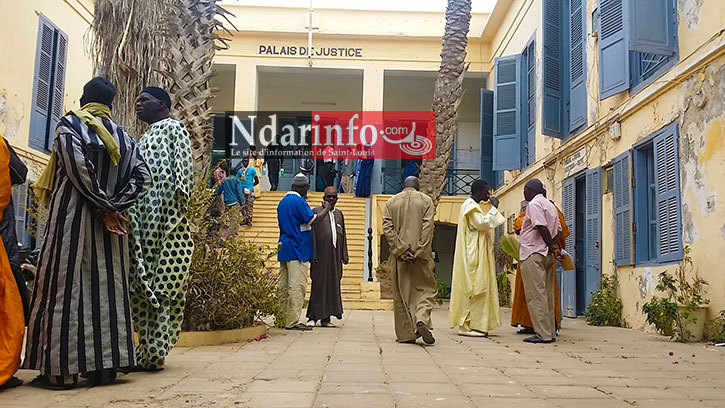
[516,327,536,335]
[416,322,435,345]
[523,335,554,344]
[118,365,164,374]
[286,323,313,331]
[0,376,23,389]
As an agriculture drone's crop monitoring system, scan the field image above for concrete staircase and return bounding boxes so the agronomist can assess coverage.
[238,191,391,310]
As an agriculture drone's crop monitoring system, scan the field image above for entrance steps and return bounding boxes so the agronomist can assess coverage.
[237,191,392,310]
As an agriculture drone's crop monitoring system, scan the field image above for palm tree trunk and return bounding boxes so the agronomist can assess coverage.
[159,0,234,186]
[91,0,171,135]
[418,0,472,210]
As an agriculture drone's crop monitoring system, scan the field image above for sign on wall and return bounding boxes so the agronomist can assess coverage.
[563,146,588,178]
[258,45,363,57]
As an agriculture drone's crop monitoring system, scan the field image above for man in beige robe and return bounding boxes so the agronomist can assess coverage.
[382,176,437,345]
[449,179,506,337]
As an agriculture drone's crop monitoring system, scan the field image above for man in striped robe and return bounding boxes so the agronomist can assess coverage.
[23,77,151,389]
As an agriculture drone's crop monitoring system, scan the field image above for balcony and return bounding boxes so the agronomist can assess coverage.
[382,167,479,196]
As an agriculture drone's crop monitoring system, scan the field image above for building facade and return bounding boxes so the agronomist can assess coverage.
[2,0,723,326]
[486,0,725,329]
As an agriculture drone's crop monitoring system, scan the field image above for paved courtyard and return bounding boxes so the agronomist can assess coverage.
[3,306,724,408]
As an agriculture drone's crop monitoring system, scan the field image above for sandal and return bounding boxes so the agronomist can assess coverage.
[0,376,23,389]
[29,375,78,391]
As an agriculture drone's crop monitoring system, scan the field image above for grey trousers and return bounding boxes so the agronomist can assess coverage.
[277,261,309,327]
[520,253,557,341]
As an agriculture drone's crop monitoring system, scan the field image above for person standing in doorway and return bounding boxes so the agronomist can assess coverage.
[382,176,437,345]
[518,178,562,344]
[449,179,506,337]
[339,156,356,194]
[307,186,348,327]
[266,136,283,191]
[128,86,194,371]
[277,174,331,331]
[236,155,259,226]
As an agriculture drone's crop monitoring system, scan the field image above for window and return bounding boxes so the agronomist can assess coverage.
[614,122,682,266]
[491,37,535,171]
[604,166,614,193]
[597,0,678,99]
[541,0,588,139]
[29,15,68,152]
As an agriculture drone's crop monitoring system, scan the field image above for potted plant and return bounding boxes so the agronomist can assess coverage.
[642,247,709,342]
[178,178,282,345]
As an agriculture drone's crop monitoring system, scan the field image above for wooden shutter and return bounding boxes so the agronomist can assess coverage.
[542,0,563,138]
[562,177,576,255]
[48,29,68,150]
[29,17,56,151]
[613,152,633,265]
[560,178,577,318]
[570,0,587,130]
[480,89,494,184]
[585,168,602,308]
[598,0,630,99]
[653,124,682,263]
[493,55,522,171]
[525,40,536,166]
[629,0,677,56]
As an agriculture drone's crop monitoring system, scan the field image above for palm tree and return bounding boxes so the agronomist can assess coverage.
[91,0,171,135]
[418,0,472,210]
[159,0,234,185]
[91,0,233,185]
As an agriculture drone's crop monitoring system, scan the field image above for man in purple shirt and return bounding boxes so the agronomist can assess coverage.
[519,179,562,343]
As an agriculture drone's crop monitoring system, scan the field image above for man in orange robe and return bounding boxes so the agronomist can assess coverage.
[510,200,569,334]
[0,136,24,389]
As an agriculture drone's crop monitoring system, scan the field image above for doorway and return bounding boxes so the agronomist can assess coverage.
[561,167,602,317]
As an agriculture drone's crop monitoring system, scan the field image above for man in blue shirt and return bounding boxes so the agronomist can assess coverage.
[236,155,259,226]
[277,173,331,330]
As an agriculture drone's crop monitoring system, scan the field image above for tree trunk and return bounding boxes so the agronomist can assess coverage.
[418,0,472,211]
[91,0,171,136]
[159,0,234,186]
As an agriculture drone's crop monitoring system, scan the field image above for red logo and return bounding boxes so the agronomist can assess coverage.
[310,111,436,160]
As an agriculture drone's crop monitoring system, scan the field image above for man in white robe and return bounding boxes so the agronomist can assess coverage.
[449,179,506,337]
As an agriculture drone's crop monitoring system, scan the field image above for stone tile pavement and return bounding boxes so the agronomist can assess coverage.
[3,306,724,407]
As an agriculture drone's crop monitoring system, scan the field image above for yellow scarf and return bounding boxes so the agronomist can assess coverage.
[32,102,120,205]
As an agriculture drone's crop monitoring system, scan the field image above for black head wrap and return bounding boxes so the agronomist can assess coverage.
[81,77,116,108]
[142,86,171,109]
[524,178,546,196]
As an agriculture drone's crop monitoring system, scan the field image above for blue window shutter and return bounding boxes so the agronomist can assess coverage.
[613,152,633,265]
[570,0,587,131]
[480,89,494,184]
[562,176,576,256]
[629,0,677,56]
[47,29,68,150]
[542,0,563,138]
[525,39,536,166]
[493,55,522,171]
[598,0,630,99]
[585,167,602,308]
[29,17,55,151]
[654,124,682,263]
[561,177,577,318]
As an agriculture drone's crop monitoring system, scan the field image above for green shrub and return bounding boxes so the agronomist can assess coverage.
[641,247,709,342]
[584,274,623,327]
[497,271,512,307]
[182,180,281,331]
[435,275,450,305]
[704,310,725,343]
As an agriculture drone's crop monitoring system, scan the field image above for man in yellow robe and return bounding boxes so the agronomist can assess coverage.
[383,176,437,345]
[449,179,506,337]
